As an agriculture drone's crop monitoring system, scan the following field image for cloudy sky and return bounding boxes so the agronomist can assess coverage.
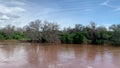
[0,0,120,28]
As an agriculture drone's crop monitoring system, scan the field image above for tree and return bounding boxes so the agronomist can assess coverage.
[63,24,84,34]
[60,33,73,44]
[41,21,60,43]
[84,22,108,44]
[24,20,42,41]
[73,32,84,44]
[109,24,120,45]
[74,24,84,32]
[84,22,97,44]
[0,31,4,40]
[96,26,108,44]
[1,25,15,39]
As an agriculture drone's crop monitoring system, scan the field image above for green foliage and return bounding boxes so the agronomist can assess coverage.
[13,33,26,40]
[0,31,27,40]
[0,34,4,40]
[0,31,5,40]
[60,32,85,44]
[73,32,84,44]
[109,24,120,46]
[60,33,73,44]
[0,19,120,46]
[41,37,48,43]
[110,31,120,46]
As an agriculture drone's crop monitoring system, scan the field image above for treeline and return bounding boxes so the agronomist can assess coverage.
[0,19,120,45]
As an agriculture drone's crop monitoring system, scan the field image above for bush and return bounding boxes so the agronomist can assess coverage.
[73,33,84,44]
[0,34,5,40]
[60,33,73,44]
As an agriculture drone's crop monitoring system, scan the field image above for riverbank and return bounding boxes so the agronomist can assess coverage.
[0,40,29,45]
[0,40,112,46]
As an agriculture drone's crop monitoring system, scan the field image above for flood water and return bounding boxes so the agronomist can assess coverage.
[0,43,120,68]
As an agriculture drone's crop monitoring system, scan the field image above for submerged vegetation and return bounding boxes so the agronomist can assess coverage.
[0,19,120,45]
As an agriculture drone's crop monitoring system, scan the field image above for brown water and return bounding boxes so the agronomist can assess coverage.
[0,43,120,68]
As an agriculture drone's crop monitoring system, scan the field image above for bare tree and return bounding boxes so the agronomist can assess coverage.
[25,20,42,41]
[41,21,60,43]
[2,25,15,36]
[74,24,84,32]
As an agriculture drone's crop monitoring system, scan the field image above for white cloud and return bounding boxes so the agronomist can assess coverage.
[84,9,93,11]
[100,0,120,11]
[0,0,26,6]
[114,8,120,11]
[100,0,113,8]
[0,4,25,15]
[11,0,26,5]
[100,0,109,6]
[0,15,10,20]
[0,4,26,21]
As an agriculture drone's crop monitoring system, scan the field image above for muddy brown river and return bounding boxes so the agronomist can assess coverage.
[0,43,120,68]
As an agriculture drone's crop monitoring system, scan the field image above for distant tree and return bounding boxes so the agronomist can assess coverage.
[84,22,97,44]
[84,22,108,44]
[41,21,60,43]
[0,30,4,40]
[60,33,73,44]
[96,26,108,44]
[73,32,84,44]
[74,24,84,32]
[63,24,84,34]
[109,24,120,45]
[24,20,42,41]
[16,27,24,33]
[1,25,15,39]
[63,27,74,34]
[0,19,119,46]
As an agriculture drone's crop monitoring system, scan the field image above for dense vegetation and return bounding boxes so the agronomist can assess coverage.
[0,20,120,45]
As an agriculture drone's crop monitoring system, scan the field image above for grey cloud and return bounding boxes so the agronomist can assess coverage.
[0,14,20,20]
[0,0,26,21]
[10,15,20,19]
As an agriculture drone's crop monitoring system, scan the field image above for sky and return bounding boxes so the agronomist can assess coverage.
[0,0,120,28]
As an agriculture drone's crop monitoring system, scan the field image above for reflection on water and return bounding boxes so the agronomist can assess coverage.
[0,43,120,68]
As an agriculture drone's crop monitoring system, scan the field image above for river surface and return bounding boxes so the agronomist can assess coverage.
[0,43,120,68]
